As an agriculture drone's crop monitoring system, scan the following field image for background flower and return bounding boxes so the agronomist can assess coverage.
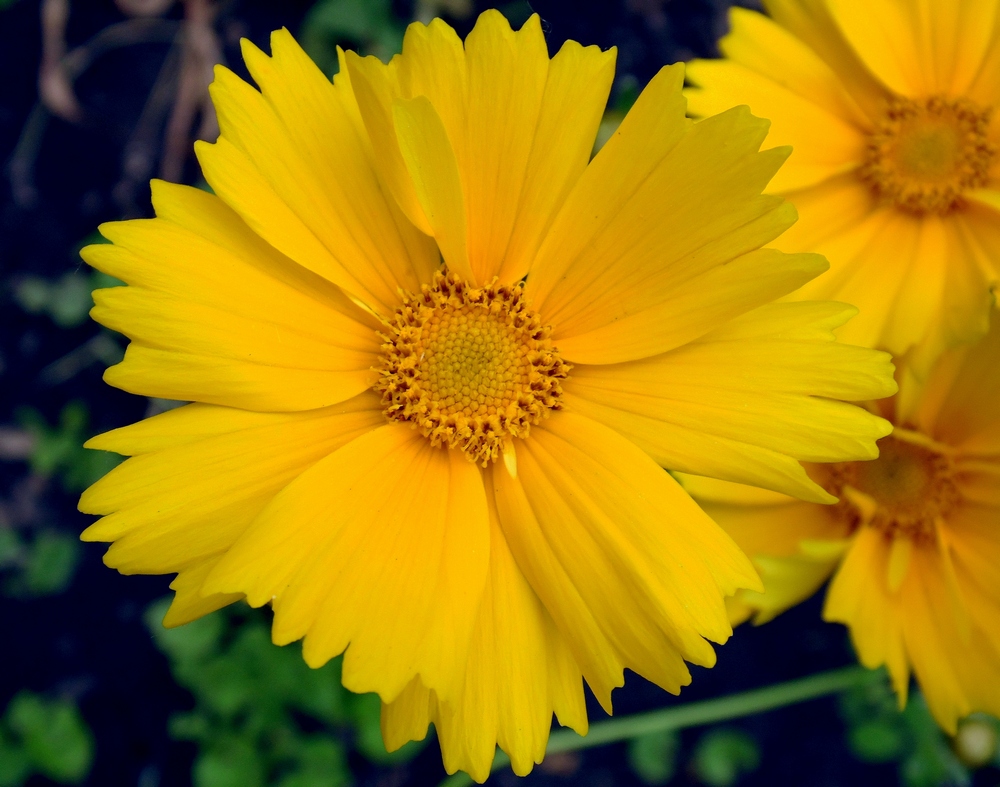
[686,0,1000,371]
[686,312,1000,732]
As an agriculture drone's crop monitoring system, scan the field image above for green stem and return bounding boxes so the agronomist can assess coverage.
[439,665,878,787]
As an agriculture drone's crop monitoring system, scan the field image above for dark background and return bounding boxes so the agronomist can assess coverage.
[0,1,994,786]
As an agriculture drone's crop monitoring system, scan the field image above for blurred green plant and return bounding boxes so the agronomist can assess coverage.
[13,271,120,330]
[0,691,94,786]
[16,401,121,492]
[146,598,427,787]
[627,728,679,785]
[0,527,79,598]
[299,0,405,76]
[689,727,760,787]
[839,676,980,786]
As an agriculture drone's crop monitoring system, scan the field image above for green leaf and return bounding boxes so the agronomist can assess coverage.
[0,529,23,567]
[275,736,350,787]
[20,531,80,597]
[848,719,908,763]
[193,737,267,787]
[627,729,679,785]
[690,728,761,787]
[299,0,404,74]
[145,599,226,667]
[5,693,94,784]
[13,273,94,328]
[899,695,969,787]
[0,730,30,787]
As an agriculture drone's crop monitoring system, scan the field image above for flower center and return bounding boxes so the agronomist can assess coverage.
[823,435,959,540]
[375,270,570,465]
[859,96,995,214]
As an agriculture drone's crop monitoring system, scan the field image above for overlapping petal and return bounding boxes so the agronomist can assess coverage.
[199,29,439,315]
[381,499,587,781]
[491,412,760,709]
[84,181,382,410]
[202,423,490,704]
[565,302,895,502]
[346,11,616,286]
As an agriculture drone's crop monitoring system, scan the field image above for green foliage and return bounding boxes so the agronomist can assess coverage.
[689,728,761,787]
[0,692,94,786]
[839,675,971,786]
[299,0,405,75]
[13,271,120,329]
[627,729,679,785]
[16,401,121,492]
[0,528,80,598]
[146,599,426,787]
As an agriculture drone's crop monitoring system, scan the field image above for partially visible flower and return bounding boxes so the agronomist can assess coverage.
[686,0,1000,370]
[79,11,896,780]
[685,315,1000,731]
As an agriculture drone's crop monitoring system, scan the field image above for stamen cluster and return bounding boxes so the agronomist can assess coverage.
[375,270,570,465]
[823,436,960,541]
[859,96,995,214]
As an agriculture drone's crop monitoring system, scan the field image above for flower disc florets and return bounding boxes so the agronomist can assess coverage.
[859,96,995,215]
[824,435,959,540]
[375,270,570,466]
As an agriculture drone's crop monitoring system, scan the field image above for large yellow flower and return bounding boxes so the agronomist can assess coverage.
[78,11,896,780]
[686,0,1000,370]
[686,315,1000,732]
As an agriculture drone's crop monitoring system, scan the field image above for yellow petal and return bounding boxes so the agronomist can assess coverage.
[824,0,932,96]
[967,13,1000,104]
[498,39,615,284]
[493,412,760,709]
[684,475,848,624]
[554,249,828,365]
[435,500,585,780]
[763,0,890,119]
[392,95,473,281]
[563,302,895,501]
[528,69,799,349]
[201,51,433,314]
[460,11,549,284]
[162,557,244,628]
[886,535,913,592]
[85,183,383,409]
[381,493,587,782]
[344,50,436,236]
[241,31,439,290]
[79,393,384,576]
[686,57,864,193]
[715,6,871,127]
[104,344,376,412]
[828,0,1000,97]
[205,424,490,704]
[824,527,911,704]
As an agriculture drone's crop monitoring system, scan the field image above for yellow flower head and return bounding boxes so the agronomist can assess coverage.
[686,0,1000,370]
[78,10,896,780]
[687,314,1000,733]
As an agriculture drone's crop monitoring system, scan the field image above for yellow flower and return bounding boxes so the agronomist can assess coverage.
[686,1,1000,370]
[78,11,896,780]
[685,314,1000,732]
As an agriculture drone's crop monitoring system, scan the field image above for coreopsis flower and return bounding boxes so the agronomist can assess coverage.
[686,1,1000,370]
[685,316,1000,732]
[79,11,896,780]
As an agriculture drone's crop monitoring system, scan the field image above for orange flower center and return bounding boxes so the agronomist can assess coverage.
[375,270,569,465]
[823,435,959,540]
[859,96,995,214]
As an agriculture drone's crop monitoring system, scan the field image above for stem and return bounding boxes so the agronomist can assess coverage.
[439,665,877,787]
